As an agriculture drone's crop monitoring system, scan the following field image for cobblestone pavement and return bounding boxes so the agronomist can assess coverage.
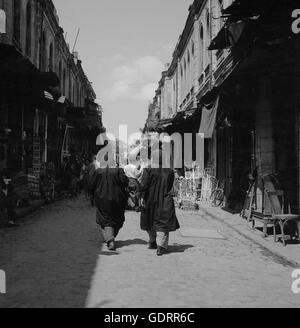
[0,196,300,308]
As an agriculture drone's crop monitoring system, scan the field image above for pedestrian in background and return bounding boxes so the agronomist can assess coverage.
[85,155,100,206]
[124,162,142,211]
[140,150,180,256]
[0,175,18,227]
[80,159,90,193]
[88,165,129,251]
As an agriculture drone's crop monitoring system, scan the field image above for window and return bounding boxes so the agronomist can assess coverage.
[199,24,204,70]
[40,31,47,71]
[25,1,32,56]
[69,77,72,101]
[49,43,54,72]
[58,61,62,90]
[206,11,210,40]
[219,0,224,29]
[206,11,211,65]
[63,69,66,94]
[73,84,75,104]
[187,50,190,64]
[77,82,80,106]
[191,41,195,56]
[13,0,21,44]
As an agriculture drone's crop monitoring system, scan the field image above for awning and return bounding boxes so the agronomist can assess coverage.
[0,44,60,106]
[222,0,300,21]
[208,21,247,50]
[208,27,231,50]
[199,96,220,139]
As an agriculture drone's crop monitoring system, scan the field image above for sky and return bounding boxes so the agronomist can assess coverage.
[53,0,193,140]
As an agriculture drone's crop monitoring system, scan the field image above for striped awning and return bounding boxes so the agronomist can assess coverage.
[44,91,66,104]
[44,90,54,101]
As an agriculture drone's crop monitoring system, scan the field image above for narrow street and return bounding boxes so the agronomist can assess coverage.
[0,196,299,308]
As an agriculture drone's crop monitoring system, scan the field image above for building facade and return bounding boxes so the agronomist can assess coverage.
[0,0,103,178]
[145,0,300,214]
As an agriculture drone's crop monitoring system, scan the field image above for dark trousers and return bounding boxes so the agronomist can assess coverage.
[100,226,120,243]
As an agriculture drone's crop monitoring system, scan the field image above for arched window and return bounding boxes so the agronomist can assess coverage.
[187,51,191,92]
[76,82,80,106]
[63,69,66,94]
[25,1,32,56]
[206,11,210,38]
[49,43,54,72]
[205,11,211,66]
[13,0,21,44]
[199,24,204,71]
[69,78,72,101]
[40,31,47,71]
[58,61,62,90]
[218,0,224,29]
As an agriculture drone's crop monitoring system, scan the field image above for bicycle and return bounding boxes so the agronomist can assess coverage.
[210,179,225,207]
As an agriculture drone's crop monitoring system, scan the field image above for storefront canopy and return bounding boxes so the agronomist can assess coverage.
[199,96,220,139]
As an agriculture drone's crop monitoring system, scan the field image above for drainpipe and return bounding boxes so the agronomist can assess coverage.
[209,0,213,91]
[44,113,48,163]
[21,106,25,171]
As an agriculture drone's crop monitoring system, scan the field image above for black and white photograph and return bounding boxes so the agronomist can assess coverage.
[0,0,300,312]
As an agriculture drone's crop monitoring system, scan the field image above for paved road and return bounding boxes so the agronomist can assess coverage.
[0,196,299,308]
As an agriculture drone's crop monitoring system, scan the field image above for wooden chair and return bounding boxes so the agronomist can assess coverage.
[266,190,300,246]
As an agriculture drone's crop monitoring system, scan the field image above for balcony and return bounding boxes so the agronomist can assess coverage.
[216,49,224,63]
[198,73,204,87]
[205,64,211,77]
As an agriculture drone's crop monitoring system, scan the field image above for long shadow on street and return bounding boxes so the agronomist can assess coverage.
[0,196,101,308]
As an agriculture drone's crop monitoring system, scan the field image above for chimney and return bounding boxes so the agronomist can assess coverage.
[73,52,78,64]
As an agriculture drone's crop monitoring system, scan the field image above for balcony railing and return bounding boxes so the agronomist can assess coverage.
[204,64,211,77]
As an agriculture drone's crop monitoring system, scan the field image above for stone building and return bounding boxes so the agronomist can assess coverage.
[145,0,300,213]
[0,0,103,177]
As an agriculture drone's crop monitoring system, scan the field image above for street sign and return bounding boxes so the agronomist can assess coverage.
[0,9,6,34]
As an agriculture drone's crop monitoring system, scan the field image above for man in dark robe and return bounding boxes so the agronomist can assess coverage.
[140,155,180,256]
[88,166,129,251]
